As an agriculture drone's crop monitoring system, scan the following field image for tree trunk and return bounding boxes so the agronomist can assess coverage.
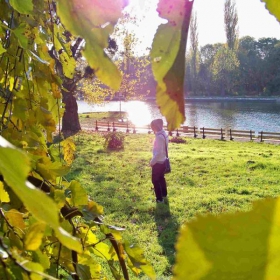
[61,79,81,138]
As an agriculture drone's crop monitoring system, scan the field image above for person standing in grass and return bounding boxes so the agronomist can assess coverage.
[150,119,169,203]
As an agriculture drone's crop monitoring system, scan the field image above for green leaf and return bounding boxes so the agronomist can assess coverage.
[54,189,66,208]
[60,52,76,79]
[37,158,70,181]
[173,198,280,279]
[24,222,46,251]
[33,250,50,270]
[0,43,6,55]
[0,138,82,253]
[78,254,101,279]
[23,261,44,280]
[13,98,28,121]
[151,0,194,130]
[124,242,156,279]
[9,0,33,14]
[13,23,29,49]
[261,0,280,22]
[57,0,128,90]
[68,180,88,206]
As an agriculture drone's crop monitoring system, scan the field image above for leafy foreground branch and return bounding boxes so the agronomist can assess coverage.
[0,136,155,279]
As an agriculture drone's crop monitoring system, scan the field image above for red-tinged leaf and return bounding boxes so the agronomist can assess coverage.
[151,0,194,130]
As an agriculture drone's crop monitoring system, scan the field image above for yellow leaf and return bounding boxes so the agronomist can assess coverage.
[51,82,61,99]
[0,181,10,203]
[0,142,82,253]
[173,198,280,280]
[24,222,46,251]
[5,209,25,230]
[61,139,76,165]
[261,0,280,22]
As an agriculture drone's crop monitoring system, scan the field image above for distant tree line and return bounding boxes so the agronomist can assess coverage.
[185,0,280,97]
[185,36,280,97]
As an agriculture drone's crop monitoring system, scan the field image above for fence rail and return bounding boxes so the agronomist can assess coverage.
[89,121,280,142]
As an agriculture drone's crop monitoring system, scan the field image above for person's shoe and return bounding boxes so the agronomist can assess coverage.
[156,199,164,203]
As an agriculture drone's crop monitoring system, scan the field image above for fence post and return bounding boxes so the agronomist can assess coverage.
[221,128,225,140]
[126,123,130,133]
[202,127,206,139]
[176,129,180,137]
[250,130,253,141]
[230,129,233,140]
[107,122,110,132]
[95,120,98,131]
[113,122,117,132]
[194,126,197,138]
[260,131,263,142]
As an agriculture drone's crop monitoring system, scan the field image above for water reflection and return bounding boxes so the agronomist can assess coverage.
[78,100,280,132]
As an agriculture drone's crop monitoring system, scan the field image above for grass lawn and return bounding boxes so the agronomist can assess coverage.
[66,131,280,279]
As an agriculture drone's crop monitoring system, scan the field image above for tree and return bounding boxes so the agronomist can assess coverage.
[198,43,223,95]
[212,46,240,95]
[188,12,200,95]
[87,11,151,111]
[224,0,239,50]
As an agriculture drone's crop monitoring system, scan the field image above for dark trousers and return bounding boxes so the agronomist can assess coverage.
[152,162,167,201]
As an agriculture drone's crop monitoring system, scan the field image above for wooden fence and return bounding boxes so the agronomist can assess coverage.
[91,121,280,142]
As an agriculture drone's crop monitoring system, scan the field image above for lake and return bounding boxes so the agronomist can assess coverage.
[78,99,280,133]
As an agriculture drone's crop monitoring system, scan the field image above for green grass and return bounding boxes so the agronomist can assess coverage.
[66,132,280,279]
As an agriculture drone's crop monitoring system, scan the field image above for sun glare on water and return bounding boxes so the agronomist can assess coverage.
[124,101,153,126]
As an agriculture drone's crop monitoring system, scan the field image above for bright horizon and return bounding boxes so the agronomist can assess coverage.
[129,0,280,52]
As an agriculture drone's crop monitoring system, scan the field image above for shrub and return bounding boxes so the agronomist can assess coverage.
[170,136,187,143]
[104,132,125,150]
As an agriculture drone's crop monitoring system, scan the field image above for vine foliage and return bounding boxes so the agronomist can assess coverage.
[0,0,155,279]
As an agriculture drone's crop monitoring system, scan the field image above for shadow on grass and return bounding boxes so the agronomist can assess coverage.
[154,197,178,276]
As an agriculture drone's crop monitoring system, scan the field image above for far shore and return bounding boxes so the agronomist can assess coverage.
[107,96,280,103]
[148,96,280,102]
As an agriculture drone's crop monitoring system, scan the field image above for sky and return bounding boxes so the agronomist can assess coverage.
[128,0,280,52]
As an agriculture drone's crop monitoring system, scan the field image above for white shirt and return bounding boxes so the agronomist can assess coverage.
[150,130,168,166]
